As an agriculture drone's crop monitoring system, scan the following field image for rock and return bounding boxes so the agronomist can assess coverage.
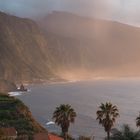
[0,79,17,93]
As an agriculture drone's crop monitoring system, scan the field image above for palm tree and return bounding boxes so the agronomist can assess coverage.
[110,124,140,140]
[136,112,140,129]
[53,104,77,140]
[96,102,119,140]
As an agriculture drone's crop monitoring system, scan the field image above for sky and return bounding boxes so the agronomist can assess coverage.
[0,0,140,26]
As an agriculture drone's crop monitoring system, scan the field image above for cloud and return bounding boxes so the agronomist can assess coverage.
[0,0,140,26]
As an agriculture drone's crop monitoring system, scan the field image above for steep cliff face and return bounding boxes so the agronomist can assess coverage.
[39,11,140,78]
[0,79,17,92]
[0,11,52,83]
[2,10,140,82]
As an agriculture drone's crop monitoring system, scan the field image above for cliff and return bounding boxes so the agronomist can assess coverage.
[0,79,17,93]
[0,11,53,83]
[39,11,140,79]
[2,10,140,82]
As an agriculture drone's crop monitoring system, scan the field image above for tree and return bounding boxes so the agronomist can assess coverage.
[110,124,140,140]
[53,104,77,140]
[96,102,119,140]
[136,112,140,129]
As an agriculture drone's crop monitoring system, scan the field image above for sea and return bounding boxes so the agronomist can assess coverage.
[16,79,140,140]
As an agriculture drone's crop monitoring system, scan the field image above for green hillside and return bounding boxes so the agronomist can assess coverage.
[0,95,46,138]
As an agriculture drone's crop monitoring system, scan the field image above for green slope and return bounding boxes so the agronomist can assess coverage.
[0,95,47,137]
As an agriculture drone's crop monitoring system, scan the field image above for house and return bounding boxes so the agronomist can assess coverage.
[34,133,64,140]
[0,127,17,140]
[34,133,49,140]
[48,133,64,140]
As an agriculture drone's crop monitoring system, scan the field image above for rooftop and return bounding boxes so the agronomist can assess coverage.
[0,127,17,136]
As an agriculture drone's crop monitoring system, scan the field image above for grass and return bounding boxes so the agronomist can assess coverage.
[0,94,44,136]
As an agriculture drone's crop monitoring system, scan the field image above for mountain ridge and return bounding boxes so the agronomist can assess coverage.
[0,11,54,83]
[38,11,140,79]
[1,11,140,82]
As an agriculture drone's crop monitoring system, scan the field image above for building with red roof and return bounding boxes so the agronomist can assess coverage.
[48,133,64,140]
[0,127,17,140]
[34,132,64,140]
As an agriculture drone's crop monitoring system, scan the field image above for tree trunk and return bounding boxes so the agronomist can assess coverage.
[62,127,68,140]
[64,132,68,140]
[107,131,110,140]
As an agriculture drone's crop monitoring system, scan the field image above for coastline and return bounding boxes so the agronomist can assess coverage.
[24,76,140,86]
[15,78,140,139]
[9,76,140,96]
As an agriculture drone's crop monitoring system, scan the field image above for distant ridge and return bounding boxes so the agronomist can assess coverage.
[38,11,140,79]
[1,10,140,83]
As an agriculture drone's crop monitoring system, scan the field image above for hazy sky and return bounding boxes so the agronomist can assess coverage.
[0,0,140,26]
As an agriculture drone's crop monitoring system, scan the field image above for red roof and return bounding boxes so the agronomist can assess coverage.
[33,132,64,140]
[0,127,17,136]
[34,133,49,140]
[48,134,64,140]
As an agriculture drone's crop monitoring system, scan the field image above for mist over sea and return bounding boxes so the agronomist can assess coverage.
[18,79,140,140]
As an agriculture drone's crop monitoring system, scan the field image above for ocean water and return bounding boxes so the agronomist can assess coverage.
[17,79,140,140]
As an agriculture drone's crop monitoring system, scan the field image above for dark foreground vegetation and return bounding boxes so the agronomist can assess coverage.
[0,94,46,139]
[53,104,77,140]
[53,103,140,140]
[1,93,140,140]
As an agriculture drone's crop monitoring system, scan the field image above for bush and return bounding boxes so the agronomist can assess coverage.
[110,124,140,140]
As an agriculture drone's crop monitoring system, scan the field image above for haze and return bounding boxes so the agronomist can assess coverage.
[0,0,140,26]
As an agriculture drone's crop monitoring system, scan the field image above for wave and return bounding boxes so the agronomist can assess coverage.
[8,89,30,97]
[8,92,22,97]
[46,121,55,125]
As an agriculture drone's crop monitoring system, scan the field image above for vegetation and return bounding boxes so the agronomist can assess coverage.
[53,104,77,140]
[96,102,119,140]
[2,93,140,140]
[0,94,45,137]
[110,124,140,140]
[136,113,140,129]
